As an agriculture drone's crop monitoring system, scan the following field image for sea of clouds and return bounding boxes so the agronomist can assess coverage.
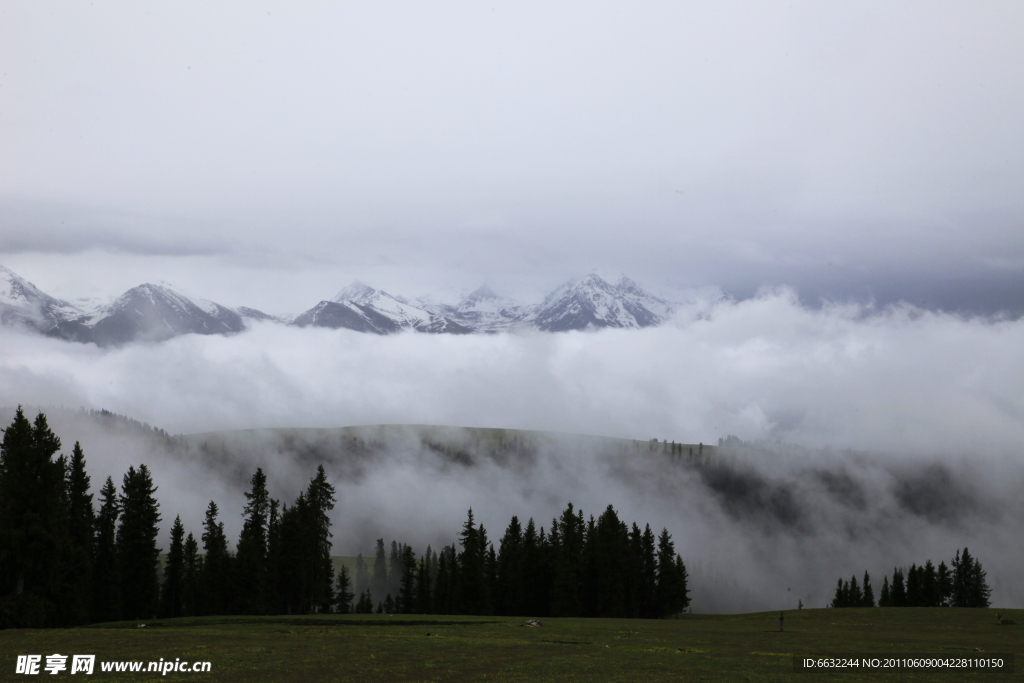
[2,289,1021,611]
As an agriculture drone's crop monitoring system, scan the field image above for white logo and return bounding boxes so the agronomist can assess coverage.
[15,656,41,675]
[70,656,95,675]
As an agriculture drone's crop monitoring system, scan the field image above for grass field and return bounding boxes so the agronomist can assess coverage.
[2,608,1020,682]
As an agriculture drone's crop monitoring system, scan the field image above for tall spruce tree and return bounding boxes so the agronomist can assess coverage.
[890,567,906,606]
[335,565,354,614]
[304,465,336,613]
[116,464,161,620]
[655,528,688,617]
[456,509,486,615]
[160,516,185,618]
[415,552,433,614]
[936,560,952,606]
[496,515,524,616]
[62,441,94,625]
[397,545,417,614]
[878,575,891,606]
[861,571,875,607]
[550,503,585,617]
[181,532,201,617]
[92,476,120,623]
[0,408,65,627]
[201,500,231,615]
[236,468,270,614]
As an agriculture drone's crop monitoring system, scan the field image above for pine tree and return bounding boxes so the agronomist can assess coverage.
[0,408,65,626]
[92,476,120,623]
[936,561,952,606]
[879,575,891,607]
[951,549,968,607]
[890,567,906,606]
[334,565,354,614]
[861,571,875,607]
[372,539,388,600]
[305,465,336,613]
[831,579,846,608]
[968,554,992,608]
[236,468,270,615]
[201,500,231,615]
[397,545,417,614]
[639,524,659,618]
[496,515,524,616]
[921,560,937,607]
[415,552,432,614]
[456,509,485,615]
[905,563,920,606]
[62,441,94,625]
[181,532,201,617]
[550,503,584,617]
[656,528,687,617]
[116,464,161,621]
[848,575,862,607]
[383,593,395,614]
[159,516,185,618]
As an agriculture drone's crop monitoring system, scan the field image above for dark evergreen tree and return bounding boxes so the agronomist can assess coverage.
[484,541,497,616]
[92,476,120,623]
[936,560,952,606]
[550,503,585,617]
[372,539,388,600]
[355,589,373,614]
[639,524,659,618]
[967,553,992,608]
[878,575,891,606]
[951,549,968,608]
[305,465,336,613]
[334,565,354,614]
[236,468,270,615]
[831,579,846,608]
[397,545,417,613]
[201,500,231,615]
[159,516,185,618]
[905,563,921,606]
[62,441,94,625]
[265,499,282,614]
[0,408,65,627]
[415,552,433,614]
[861,571,875,607]
[496,515,524,616]
[456,509,486,615]
[890,567,906,606]
[920,560,937,607]
[116,464,161,620]
[590,506,630,618]
[655,528,688,616]
[383,593,395,614]
[181,532,201,617]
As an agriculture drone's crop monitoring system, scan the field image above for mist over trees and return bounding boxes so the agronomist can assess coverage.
[0,408,692,627]
[832,552,991,608]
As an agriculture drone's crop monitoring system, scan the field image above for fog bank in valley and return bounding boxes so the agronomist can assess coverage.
[2,290,1022,612]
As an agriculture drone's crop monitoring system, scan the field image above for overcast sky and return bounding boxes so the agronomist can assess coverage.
[1,1,1022,313]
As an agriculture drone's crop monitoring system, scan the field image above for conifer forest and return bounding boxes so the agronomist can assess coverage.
[0,408,691,628]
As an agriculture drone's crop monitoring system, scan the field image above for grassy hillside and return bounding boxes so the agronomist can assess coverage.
[2,607,1020,681]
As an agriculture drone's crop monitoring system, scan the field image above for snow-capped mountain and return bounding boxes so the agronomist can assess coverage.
[0,264,724,343]
[0,265,273,345]
[292,281,471,334]
[294,273,707,334]
[532,274,672,331]
[0,265,80,332]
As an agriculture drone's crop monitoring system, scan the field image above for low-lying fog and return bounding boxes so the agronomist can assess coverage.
[2,290,1022,612]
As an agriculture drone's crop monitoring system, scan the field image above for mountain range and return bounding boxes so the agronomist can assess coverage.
[0,264,723,345]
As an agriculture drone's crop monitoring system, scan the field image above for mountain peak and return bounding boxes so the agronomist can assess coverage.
[333,280,377,303]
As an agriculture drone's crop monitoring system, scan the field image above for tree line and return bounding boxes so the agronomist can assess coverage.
[831,551,992,608]
[0,408,690,627]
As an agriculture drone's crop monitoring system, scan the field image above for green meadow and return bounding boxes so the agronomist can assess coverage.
[2,608,1020,682]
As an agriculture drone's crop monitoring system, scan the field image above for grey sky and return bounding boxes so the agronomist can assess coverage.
[1,1,1022,313]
